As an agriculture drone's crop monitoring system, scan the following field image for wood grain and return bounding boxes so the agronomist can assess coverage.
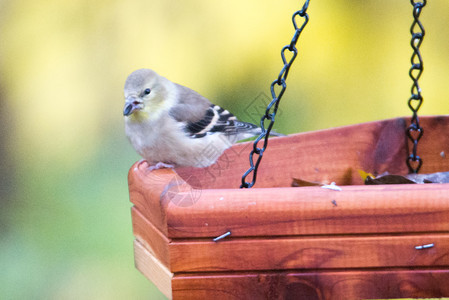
[132,207,171,268]
[172,269,449,299]
[134,239,173,299]
[134,234,449,299]
[167,233,449,272]
[130,182,449,238]
[128,115,449,299]
[128,164,193,236]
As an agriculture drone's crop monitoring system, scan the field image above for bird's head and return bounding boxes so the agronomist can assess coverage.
[123,69,166,120]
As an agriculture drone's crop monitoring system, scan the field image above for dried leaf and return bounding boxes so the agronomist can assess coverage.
[291,178,323,187]
[365,174,416,185]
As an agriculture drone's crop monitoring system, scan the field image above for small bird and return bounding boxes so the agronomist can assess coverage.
[124,69,281,169]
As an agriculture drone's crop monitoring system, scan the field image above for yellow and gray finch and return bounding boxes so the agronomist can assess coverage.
[124,69,279,169]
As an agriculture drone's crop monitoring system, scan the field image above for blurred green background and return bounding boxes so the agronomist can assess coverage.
[1,0,448,299]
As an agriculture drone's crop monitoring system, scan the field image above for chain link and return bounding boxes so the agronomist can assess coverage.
[406,0,426,173]
[241,0,310,188]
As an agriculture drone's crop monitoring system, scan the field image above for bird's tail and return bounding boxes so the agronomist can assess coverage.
[236,127,286,142]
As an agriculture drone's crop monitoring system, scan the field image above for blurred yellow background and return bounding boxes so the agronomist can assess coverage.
[1,0,448,298]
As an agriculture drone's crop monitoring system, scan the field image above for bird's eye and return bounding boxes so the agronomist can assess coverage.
[144,88,151,95]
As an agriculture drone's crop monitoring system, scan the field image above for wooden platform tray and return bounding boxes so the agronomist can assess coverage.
[128,115,449,299]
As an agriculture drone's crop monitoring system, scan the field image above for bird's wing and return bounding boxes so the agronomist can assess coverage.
[169,84,212,123]
[169,84,258,139]
[184,104,253,138]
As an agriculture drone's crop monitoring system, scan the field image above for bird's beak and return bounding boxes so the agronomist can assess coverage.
[123,97,143,116]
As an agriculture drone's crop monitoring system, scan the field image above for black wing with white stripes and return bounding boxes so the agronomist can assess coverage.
[185,104,258,138]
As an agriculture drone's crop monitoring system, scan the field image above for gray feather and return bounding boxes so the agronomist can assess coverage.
[169,84,211,123]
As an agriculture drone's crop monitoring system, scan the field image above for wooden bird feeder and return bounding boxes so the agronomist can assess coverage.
[128,115,449,299]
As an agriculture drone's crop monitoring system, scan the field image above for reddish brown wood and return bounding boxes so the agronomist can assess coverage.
[132,207,171,268]
[128,165,192,236]
[132,204,449,273]
[128,115,449,299]
[133,236,449,299]
[172,269,449,299]
[170,184,449,238]
[168,234,449,272]
[130,180,449,238]
[134,240,173,299]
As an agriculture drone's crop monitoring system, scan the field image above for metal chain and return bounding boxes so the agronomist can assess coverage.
[406,0,426,173]
[241,0,311,188]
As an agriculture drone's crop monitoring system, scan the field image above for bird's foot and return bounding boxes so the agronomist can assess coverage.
[149,162,175,171]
